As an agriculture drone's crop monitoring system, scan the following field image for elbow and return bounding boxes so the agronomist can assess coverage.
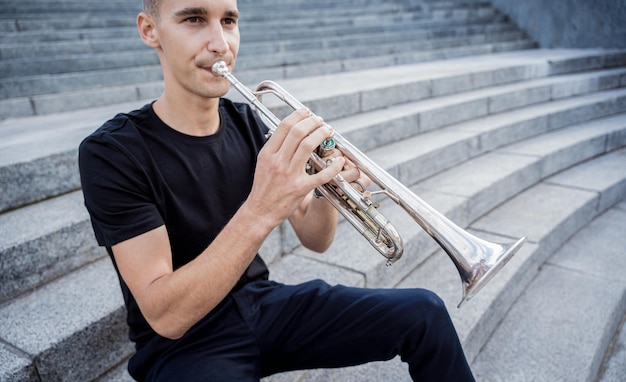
[161,332,185,340]
[302,236,334,253]
[144,312,190,340]
[143,299,221,340]
[297,225,337,253]
[150,319,188,340]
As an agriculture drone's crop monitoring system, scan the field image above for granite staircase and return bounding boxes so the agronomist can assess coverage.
[1,0,625,381]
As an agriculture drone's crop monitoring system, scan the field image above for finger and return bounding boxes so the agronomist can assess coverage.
[287,118,332,168]
[264,108,311,154]
[361,173,372,188]
[340,166,361,183]
[350,180,367,193]
[355,172,372,189]
[277,114,325,163]
[310,156,345,186]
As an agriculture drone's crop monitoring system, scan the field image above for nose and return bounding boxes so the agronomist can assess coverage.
[207,22,229,55]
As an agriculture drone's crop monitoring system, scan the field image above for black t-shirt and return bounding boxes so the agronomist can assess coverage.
[79,98,270,346]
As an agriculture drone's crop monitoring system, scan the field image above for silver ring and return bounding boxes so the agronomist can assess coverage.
[351,180,366,192]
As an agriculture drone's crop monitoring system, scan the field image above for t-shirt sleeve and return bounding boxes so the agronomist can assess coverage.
[78,132,164,247]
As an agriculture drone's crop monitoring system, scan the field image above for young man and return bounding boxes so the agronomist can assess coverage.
[78,0,475,380]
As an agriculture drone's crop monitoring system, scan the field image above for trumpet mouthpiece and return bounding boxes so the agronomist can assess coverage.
[212,61,229,77]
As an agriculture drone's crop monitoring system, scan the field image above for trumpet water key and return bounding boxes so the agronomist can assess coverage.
[212,61,526,307]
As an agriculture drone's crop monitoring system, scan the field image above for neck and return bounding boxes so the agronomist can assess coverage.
[153,91,221,137]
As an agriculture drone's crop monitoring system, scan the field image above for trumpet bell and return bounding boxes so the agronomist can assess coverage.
[455,236,526,308]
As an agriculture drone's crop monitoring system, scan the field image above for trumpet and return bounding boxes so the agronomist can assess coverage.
[212,61,526,307]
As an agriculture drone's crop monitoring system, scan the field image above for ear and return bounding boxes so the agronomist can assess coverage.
[137,12,161,49]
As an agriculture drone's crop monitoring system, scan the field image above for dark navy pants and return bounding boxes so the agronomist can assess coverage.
[131,279,474,381]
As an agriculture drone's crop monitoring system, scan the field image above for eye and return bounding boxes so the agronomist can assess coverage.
[185,16,204,24]
[222,18,237,26]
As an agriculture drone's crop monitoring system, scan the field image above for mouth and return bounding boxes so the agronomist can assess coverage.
[211,61,230,77]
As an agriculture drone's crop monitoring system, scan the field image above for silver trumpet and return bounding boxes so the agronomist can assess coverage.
[212,61,526,307]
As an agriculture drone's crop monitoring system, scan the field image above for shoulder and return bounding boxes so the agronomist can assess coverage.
[78,103,157,178]
[79,104,152,155]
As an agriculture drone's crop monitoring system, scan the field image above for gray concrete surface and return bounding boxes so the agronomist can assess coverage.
[489,0,626,49]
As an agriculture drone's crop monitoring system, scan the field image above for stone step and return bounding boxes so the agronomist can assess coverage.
[0,17,513,61]
[0,101,626,322]
[0,6,503,46]
[0,1,495,32]
[0,38,533,111]
[3,89,624,304]
[471,178,626,381]
[1,51,622,214]
[270,112,626,288]
[0,0,141,21]
[0,16,133,33]
[0,0,491,19]
[0,1,518,113]
[330,68,626,151]
[235,48,626,120]
[460,149,626,358]
[0,11,507,45]
[364,85,626,163]
[5,106,623,305]
[0,190,104,304]
[0,48,159,79]
[0,258,134,382]
[0,0,411,16]
[236,30,527,71]
[0,25,521,80]
[598,308,626,382]
[264,145,626,382]
[2,51,625,213]
[0,18,524,86]
[0,99,148,213]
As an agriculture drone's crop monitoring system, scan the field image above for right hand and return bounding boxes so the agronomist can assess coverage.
[245,108,345,227]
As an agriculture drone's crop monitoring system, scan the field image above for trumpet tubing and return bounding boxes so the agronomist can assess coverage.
[212,61,526,307]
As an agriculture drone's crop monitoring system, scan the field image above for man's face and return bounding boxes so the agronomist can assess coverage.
[151,0,240,99]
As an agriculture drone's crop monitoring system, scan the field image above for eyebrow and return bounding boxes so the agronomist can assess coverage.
[174,7,208,18]
[224,9,240,18]
[174,7,240,19]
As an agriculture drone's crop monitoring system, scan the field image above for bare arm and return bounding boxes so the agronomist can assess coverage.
[111,109,344,339]
[288,191,338,252]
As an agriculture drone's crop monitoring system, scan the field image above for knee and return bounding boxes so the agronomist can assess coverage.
[403,289,456,335]
[409,289,448,318]
[397,290,461,352]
